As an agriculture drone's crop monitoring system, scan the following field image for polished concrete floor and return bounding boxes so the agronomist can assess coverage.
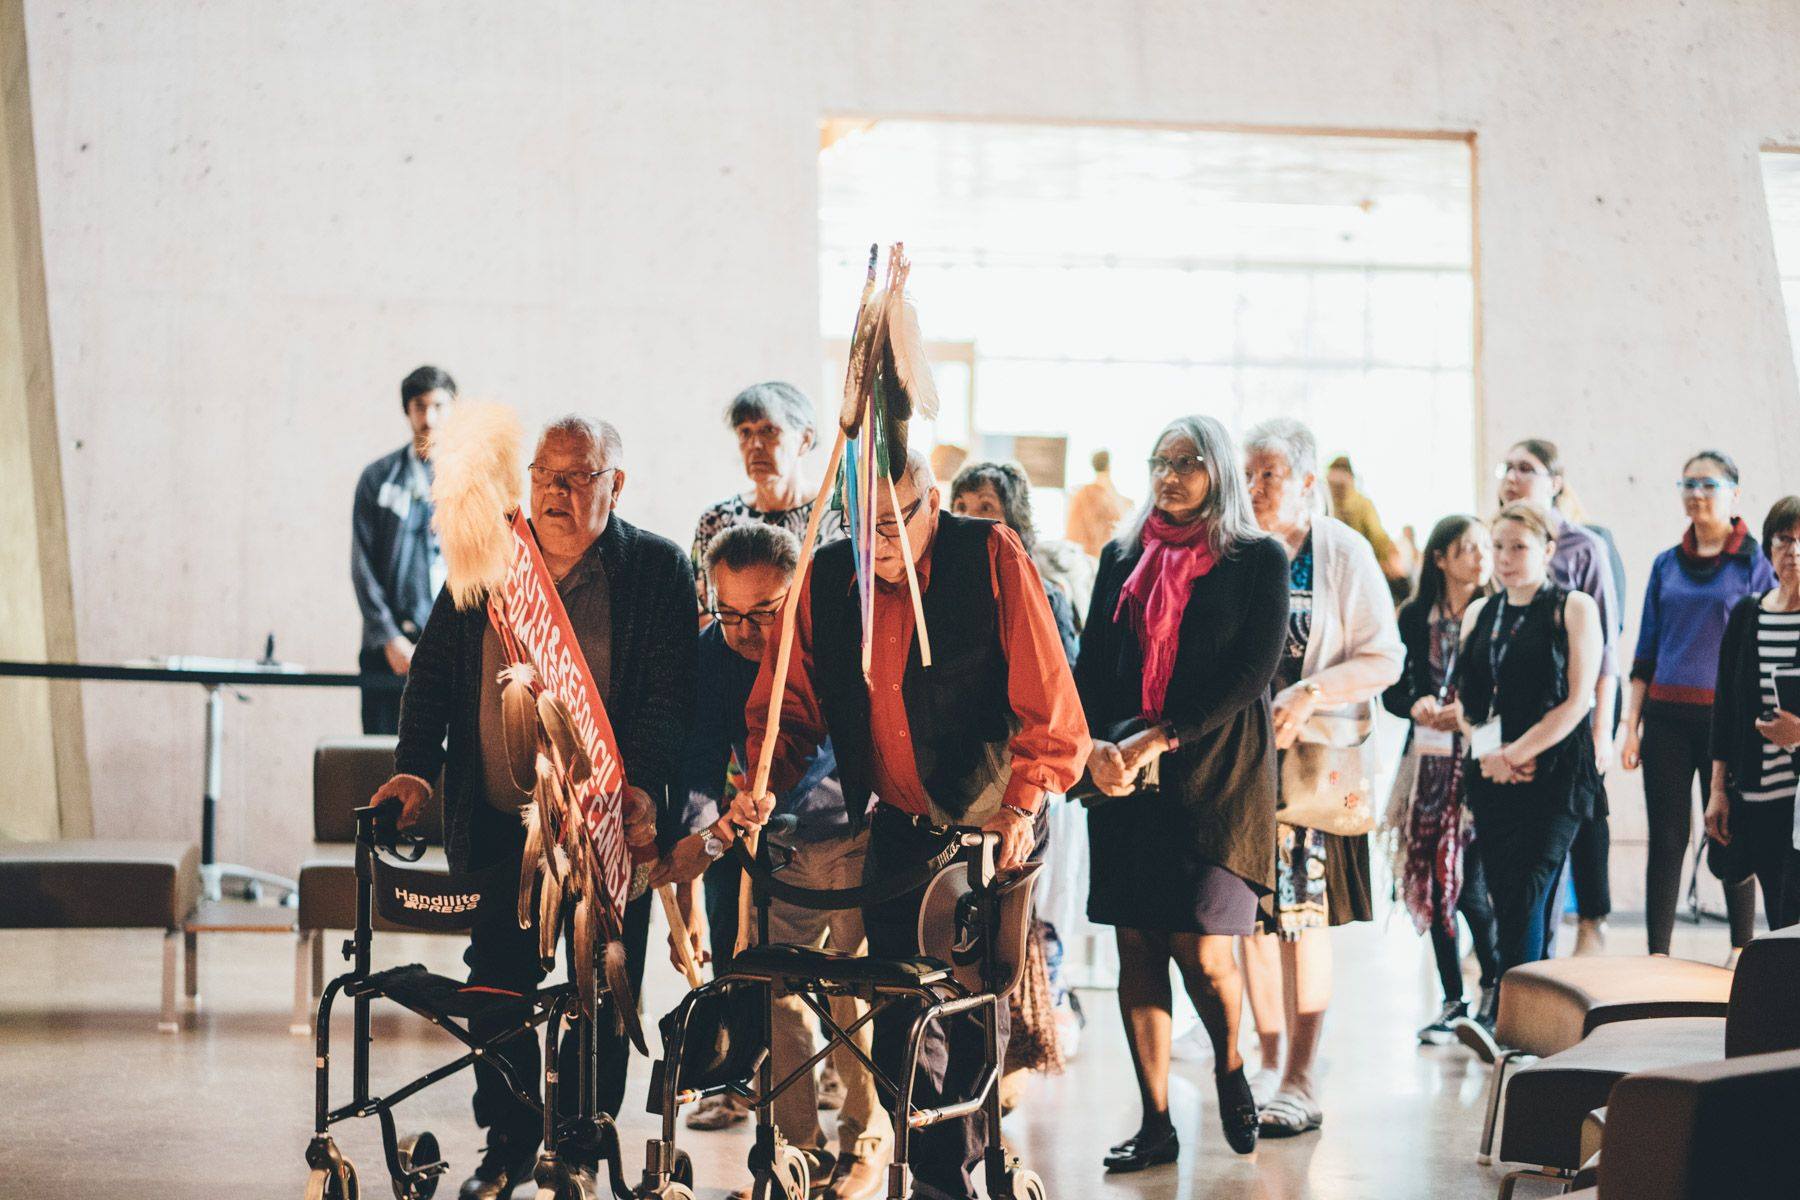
[0,910,1733,1199]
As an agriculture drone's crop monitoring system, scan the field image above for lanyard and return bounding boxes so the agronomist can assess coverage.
[1487,594,1531,698]
[1434,608,1461,703]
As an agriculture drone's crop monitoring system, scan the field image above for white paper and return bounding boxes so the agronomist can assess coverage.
[1469,720,1503,759]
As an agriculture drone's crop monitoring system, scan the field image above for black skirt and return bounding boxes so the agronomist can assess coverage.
[1086,788,1261,935]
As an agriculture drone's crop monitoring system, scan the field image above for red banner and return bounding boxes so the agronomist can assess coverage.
[488,509,630,920]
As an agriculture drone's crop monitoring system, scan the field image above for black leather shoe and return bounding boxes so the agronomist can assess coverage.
[1216,1067,1259,1155]
[1103,1125,1179,1172]
[458,1145,533,1200]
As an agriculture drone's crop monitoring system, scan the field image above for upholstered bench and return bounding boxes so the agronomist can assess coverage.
[1496,1016,1727,1195]
[1492,926,1800,1196]
[1724,923,1800,1058]
[1559,1049,1800,1199]
[0,839,201,1031]
[293,736,450,1033]
[1476,954,1735,1161]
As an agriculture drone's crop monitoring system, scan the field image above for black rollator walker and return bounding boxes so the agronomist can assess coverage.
[303,800,691,1200]
[640,826,1048,1200]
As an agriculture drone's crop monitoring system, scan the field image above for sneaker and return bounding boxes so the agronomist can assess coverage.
[816,1061,845,1111]
[1476,985,1499,1031]
[1417,999,1469,1046]
[685,1092,751,1131]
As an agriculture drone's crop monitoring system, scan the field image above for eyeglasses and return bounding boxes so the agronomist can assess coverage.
[529,464,617,492]
[709,595,789,627]
[1495,460,1548,481]
[1677,477,1732,494]
[1771,534,1800,556]
[1148,454,1205,479]
[874,497,924,537]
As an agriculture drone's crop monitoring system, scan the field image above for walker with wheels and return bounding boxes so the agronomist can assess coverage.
[636,825,1047,1200]
[301,799,691,1200]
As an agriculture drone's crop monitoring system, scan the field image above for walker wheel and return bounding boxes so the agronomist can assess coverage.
[670,1150,693,1188]
[1005,1167,1045,1200]
[392,1131,443,1200]
[750,1144,809,1200]
[306,1161,359,1200]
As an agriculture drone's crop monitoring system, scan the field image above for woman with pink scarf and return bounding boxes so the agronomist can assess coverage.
[1075,414,1289,1171]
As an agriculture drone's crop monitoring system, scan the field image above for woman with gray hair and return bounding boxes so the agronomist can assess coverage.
[1237,416,1403,1138]
[690,381,846,612]
[683,381,846,1132]
[1076,414,1290,1168]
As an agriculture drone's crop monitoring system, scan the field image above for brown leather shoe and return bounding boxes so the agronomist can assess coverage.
[821,1153,887,1200]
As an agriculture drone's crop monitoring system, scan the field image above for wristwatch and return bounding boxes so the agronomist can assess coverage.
[702,821,730,860]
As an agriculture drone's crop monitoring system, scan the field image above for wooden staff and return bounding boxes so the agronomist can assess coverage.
[735,428,851,953]
[658,883,705,990]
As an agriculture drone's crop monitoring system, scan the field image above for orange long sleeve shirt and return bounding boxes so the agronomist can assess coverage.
[745,521,1089,817]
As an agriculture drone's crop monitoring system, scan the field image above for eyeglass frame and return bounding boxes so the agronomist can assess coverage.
[708,592,790,627]
[1677,476,1733,494]
[874,496,925,537]
[528,463,618,492]
[1148,453,1206,479]
[1495,459,1550,481]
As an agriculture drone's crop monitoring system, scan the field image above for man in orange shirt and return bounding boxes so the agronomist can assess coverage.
[1065,448,1133,557]
[737,449,1089,1200]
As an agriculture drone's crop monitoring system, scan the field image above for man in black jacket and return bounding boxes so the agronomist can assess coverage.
[372,415,697,1200]
[351,365,456,733]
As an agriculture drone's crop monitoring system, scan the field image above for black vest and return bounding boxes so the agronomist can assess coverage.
[810,513,1016,820]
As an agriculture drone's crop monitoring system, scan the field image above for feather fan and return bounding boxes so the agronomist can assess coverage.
[429,400,524,609]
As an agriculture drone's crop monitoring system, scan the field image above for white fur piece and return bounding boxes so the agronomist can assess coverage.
[430,400,524,609]
[499,661,537,689]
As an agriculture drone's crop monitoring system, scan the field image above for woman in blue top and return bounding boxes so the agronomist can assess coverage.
[1619,450,1776,956]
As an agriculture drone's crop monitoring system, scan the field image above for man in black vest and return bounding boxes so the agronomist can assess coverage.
[741,450,1089,1200]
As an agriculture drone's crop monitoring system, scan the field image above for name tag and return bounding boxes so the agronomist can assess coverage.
[1469,719,1503,760]
[1414,726,1456,757]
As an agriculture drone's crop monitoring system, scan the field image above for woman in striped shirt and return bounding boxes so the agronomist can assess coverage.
[1706,495,1800,934]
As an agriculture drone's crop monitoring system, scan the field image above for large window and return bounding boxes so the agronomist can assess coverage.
[820,120,1476,540]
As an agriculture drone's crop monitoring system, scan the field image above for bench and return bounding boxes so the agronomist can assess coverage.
[1492,925,1800,1197]
[1475,953,1735,1162]
[0,839,201,1031]
[1561,1049,1800,1199]
[293,736,450,1033]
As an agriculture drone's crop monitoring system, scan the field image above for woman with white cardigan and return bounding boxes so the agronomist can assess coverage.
[1237,417,1404,1137]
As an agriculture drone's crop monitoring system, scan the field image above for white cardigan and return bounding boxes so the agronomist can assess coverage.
[1299,514,1405,704]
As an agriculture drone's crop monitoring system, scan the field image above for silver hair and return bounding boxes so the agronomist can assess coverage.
[539,414,624,467]
[1243,416,1325,517]
[902,449,936,498]
[1113,414,1265,558]
[725,381,818,438]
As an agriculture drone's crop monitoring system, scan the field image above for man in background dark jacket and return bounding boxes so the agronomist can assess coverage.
[350,364,456,732]
[373,415,697,1200]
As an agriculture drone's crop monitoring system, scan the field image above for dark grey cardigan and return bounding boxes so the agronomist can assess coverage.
[393,514,697,872]
[1075,533,1290,891]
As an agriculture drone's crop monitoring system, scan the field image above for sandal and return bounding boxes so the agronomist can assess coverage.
[1257,1091,1323,1138]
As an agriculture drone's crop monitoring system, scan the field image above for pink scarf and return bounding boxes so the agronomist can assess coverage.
[1115,512,1217,721]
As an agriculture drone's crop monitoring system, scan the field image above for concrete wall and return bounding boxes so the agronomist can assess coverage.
[17,1,1800,877]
